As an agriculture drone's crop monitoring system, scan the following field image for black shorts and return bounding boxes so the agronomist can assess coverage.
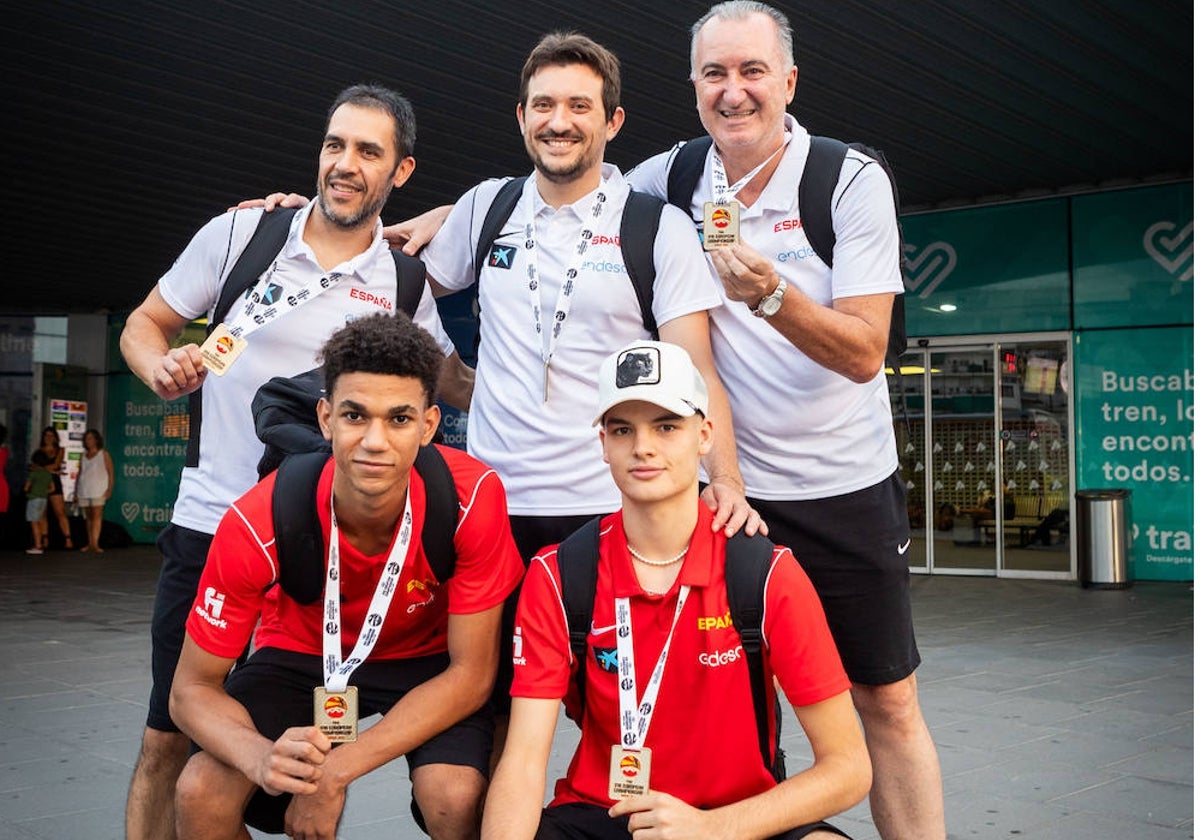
[148,523,214,732]
[494,514,598,712]
[536,802,852,839]
[750,471,920,686]
[222,647,493,834]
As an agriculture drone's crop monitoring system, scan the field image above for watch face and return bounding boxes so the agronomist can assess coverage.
[759,294,783,317]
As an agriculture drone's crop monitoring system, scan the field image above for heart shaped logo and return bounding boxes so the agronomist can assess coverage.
[121,502,140,523]
[1142,220,1193,281]
[903,241,958,299]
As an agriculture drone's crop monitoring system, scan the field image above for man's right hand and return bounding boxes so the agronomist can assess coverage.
[383,204,452,254]
[149,344,207,399]
[227,192,309,213]
[254,726,331,797]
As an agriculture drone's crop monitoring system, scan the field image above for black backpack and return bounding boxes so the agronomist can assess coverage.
[472,177,666,339]
[554,517,785,781]
[185,207,429,467]
[250,368,460,605]
[665,135,907,371]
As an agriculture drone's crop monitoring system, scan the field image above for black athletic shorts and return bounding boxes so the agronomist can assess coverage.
[148,522,214,732]
[750,471,920,686]
[536,802,852,839]
[221,647,493,834]
[494,513,598,712]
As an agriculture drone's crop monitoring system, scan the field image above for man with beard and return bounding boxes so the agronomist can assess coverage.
[419,31,755,562]
[119,84,470,840]
[415,33,757,736]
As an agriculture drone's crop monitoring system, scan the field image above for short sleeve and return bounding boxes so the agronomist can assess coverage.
[510,553,572,700]
[445,467,524,614]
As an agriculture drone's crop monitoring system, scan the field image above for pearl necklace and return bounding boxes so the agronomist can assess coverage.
[627,543,688,567]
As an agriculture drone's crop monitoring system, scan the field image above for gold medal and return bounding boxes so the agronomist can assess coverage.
[313,686,359,743]
[701,201,740,251]
[199,323,248,376]
[607,744,652,800]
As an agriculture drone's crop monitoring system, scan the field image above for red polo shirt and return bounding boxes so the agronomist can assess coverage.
[511,503,849,809]
[187,447,523,661]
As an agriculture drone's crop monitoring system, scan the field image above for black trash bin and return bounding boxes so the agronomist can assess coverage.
[1076,489,1132,589]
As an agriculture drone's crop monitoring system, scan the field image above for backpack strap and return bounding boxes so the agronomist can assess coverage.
[413,445,459,584]
[724,532,785,781]
[391,250,428,319]
[554,516,602,721]
[273,451,329,605]
[272,446,460,605]
[186,207,300,468]
[474,177,527,282]
[796,136,849,270]
[618,191,664,339]
[665,137,714,214]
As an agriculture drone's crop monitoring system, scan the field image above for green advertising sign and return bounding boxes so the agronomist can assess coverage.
[1072,183,1193,328]
[105,315,202,544]
[105,372,188,543]
[1074,326,1193,580]
[901,199,1071,337]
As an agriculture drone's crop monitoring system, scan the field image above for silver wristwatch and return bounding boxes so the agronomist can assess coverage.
[753,279,787,318]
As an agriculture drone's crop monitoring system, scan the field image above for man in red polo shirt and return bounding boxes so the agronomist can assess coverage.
[169,313,523,840]
[484,340,870,840]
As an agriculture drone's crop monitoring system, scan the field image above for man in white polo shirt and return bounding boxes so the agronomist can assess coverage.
[119,84,470,840]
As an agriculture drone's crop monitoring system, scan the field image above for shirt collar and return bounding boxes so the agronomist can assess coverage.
[749,114,812,213]
[606,502,719,598]
[282,200,388,281]
[525,162,630,220]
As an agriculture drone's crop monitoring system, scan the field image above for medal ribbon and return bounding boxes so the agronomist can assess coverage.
[224,263,346,340]
[521,186,613,380]
[322,491,413,693]
[613,586,691,752]
[710,130,793,205]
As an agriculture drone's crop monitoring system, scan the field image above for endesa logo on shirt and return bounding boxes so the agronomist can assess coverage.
[349,287,393,311]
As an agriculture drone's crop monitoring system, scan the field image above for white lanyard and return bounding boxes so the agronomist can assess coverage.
[710,131,792,205]
[521,187,612,398]
[321,491,413,692]
[613,585,691,751]
[225,261,346,340]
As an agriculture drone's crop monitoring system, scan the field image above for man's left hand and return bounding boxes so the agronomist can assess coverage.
[702,479,766,537]
[610,791,731,839]
[709,242,779,307]
[283,779,347,840]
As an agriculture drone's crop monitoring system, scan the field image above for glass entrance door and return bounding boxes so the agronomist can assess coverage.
[996,341,1072,575]
[892,337,1074,578]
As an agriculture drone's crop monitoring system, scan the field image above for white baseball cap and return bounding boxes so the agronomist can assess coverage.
[593,340,709,426]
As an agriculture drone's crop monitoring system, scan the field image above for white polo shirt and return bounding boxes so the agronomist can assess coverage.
[159,202,454,535]
[627,116,903,500]
[421,165,721,516]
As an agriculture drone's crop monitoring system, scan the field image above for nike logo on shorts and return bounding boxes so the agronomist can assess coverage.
[897,539,912,554]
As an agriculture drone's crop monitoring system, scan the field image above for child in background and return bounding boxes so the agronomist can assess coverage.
[25,450,54,554]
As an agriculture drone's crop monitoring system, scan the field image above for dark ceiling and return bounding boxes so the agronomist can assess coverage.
[2,0,1193,314]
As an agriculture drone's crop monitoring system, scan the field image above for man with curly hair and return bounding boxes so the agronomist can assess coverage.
[170,313,522,840]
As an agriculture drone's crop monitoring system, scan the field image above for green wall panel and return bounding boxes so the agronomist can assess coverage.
[901,200,1070,337]
[1072,184,1193,328]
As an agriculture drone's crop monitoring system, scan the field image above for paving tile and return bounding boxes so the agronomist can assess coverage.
[1,550,1192,840]
[1050,775,1193,828]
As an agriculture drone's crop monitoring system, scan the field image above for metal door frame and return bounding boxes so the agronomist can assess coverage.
[906,332,1076,580]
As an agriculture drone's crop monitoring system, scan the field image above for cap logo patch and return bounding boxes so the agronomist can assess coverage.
[615,348,659,389]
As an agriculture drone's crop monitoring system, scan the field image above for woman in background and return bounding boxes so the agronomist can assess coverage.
[77,429,115,553]
[38,426,73,549]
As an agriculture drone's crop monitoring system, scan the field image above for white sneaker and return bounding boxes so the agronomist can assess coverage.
[25,547,43,555]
